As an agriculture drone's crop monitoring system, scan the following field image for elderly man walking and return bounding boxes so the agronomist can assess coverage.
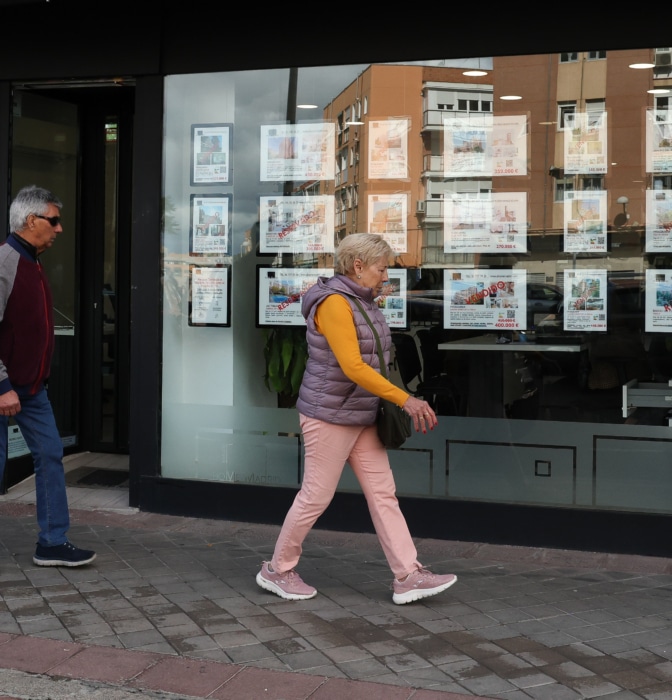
[0,185,96,567]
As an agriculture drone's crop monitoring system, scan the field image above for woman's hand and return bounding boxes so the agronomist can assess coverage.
[402,396,437,434]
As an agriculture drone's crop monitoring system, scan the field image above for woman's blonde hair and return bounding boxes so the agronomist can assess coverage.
[334,233,393,275]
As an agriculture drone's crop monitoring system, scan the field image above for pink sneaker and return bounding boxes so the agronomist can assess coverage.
[256,561,317,601]
[392,567,457,604]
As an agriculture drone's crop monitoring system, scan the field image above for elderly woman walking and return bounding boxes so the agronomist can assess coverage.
[256,233,456,604]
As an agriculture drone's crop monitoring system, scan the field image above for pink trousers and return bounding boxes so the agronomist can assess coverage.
[270,414,422,579]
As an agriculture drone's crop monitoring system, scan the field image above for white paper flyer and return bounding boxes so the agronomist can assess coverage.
[563,112,608,175]
[190,266,230,326]
[563,269,607,332]
[645,269,672,332]
[190,195,230,255]
[260,123,335,182]
[443,268,527,331]
[258,268,333,326]
[444,192,527,253]
[563,191,607,253]
[259,196,335,254]
[375,268,407,329]
[191,123,232,185]
[645,189,672,252]
[368,118,409,180]
[368,193,408,253]
[443,114,527,178]
[646,110,672,173]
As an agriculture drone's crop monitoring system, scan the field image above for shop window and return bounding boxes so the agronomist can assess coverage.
[555,177,574,201]
[558,101,576,129]
[655,96,669,113]
[159,50,672,515]
[581,176,604,190]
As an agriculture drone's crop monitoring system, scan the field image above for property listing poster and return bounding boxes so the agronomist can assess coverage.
[645,269,672,332]
[258,268,333,326]
[260,123,335,181]
[189,266,230,326]
[443,114,527,178]
[443,268,526,331]
[191,123,232,185]
[562,269,607,332]
[646,190,672,252]
[190,195,231,255]
[259,196,335,254]
[444,192,527,253]
[645,110,672,173]
[563,191,607,253]
[368,193,408,253]
[563,112,608,174]
[491,115,528,176]
[376,268,407,329]
[368,118,409,179]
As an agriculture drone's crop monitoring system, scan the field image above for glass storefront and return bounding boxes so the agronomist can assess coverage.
[160,49,672,516]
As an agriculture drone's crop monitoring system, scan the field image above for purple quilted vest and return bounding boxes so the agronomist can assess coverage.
[296,274,391,426]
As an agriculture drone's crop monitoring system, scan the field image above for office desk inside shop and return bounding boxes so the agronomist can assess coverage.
[438,334,588,417]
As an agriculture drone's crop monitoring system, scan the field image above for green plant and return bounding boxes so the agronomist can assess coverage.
[263,326,308,407]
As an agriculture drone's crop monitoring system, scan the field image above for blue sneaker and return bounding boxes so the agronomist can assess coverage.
[33,541,96,567]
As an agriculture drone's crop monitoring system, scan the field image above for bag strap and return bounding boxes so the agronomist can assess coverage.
[350,296,388,380]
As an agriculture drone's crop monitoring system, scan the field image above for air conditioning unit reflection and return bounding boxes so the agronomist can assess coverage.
[416,200,426,214]
[655,48,672,66]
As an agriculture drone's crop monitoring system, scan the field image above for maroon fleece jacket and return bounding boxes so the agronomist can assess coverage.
[0,233,54,396]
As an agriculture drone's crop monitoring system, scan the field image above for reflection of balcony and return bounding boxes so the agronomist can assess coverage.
[423,109,470,131]
[422,154,444,176]
[425,199,444,221]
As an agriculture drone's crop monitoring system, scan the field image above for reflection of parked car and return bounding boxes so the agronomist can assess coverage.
[408,282,565,329]
[407,288,444,323]
[527,283,563,329]
[535,275,647,339]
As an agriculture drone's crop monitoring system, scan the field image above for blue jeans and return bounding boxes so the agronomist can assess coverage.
[0,386,69,546]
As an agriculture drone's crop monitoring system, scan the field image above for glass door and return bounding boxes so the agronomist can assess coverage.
[9,84,132,471]
[9,90,79,485]
[75,88,133,453]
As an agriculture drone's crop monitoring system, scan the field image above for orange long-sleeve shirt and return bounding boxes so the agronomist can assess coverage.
[314,294,409,408]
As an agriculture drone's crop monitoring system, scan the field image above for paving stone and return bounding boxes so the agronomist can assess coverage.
[5,503,672,698]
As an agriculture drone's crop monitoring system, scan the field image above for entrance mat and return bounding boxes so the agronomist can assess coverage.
[65,466,129,489]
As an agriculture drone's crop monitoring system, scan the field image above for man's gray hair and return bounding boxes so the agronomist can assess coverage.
[9,185,62,234]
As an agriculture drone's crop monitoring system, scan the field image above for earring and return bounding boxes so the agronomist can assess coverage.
[357,274,361,279]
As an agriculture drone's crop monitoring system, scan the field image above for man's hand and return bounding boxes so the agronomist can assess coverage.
[0,390,21,417]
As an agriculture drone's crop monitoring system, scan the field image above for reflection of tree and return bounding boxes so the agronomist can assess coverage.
[162,197,180,240]
[162,197,185,320]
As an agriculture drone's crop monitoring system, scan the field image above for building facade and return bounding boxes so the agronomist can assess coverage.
[1,2,671,556]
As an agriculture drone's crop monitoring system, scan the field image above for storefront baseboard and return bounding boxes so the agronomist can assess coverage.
[135,476,672,558]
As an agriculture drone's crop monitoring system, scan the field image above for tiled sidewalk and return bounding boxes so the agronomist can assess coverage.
[2,497,672,699]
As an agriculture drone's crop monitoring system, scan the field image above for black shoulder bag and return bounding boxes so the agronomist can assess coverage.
[351,298,412,449]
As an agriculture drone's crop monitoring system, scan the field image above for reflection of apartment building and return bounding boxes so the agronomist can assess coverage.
[322,63,492,268]
[489,49,672,284]
[324,51,672,278]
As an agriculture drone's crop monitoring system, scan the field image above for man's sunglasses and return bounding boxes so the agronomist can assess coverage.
[34,215,61,227]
